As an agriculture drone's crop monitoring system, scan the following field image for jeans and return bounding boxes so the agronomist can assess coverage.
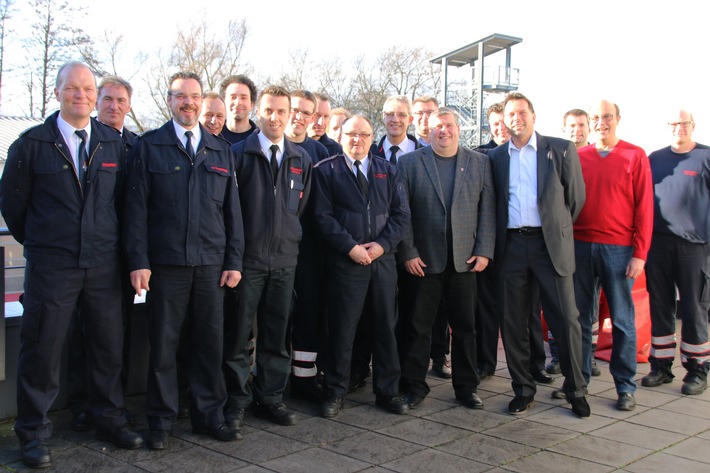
[574,241,636,394]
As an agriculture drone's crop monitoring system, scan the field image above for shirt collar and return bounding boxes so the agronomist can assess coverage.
[508,132,537,153]
[57,113,91,144]
[257,130,285,156]
[172,120,201,147]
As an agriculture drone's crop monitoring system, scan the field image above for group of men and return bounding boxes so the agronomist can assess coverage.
[1,60,709,470]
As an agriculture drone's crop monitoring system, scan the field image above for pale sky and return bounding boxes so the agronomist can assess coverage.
[2,0,708,152]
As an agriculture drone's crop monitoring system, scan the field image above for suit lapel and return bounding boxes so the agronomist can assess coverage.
[452,148,468,201]
[536,132,548,200]
[421,147,446,207]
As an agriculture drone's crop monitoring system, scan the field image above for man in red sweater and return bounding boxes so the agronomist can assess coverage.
[574,100,654,411]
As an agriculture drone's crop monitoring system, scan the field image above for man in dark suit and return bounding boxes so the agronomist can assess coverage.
[397,107,495,409]
[314,115,410,418]
[489,92,589,418]
[124,71,244,449]
[1,62,143,469]
[66,75,139,433]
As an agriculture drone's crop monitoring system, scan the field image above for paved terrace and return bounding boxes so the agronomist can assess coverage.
[2,346,710,473]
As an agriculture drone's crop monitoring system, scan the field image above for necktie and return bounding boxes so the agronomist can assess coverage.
[75,129,89,188]
[184,130,195,159]
[270,144,279,184]
[389,145,400,164]
[354,160,368,198]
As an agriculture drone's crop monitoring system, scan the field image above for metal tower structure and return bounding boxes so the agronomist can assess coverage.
[430,33,522,148]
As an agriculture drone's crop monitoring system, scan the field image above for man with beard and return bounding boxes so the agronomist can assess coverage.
[124,71,244,449]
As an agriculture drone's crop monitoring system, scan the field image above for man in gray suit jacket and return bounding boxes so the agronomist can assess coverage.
[489,92,589,418]
[397,108,495,409]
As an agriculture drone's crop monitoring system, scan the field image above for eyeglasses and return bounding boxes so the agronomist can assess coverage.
[384,112,409,119]
[413,110,435,116]
[291,109,314,118]
[589,114,615,123]
[169,92,202,102]
[344,132,372,139]
[668,121,693,128]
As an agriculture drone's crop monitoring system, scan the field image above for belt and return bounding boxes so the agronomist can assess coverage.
[507,226,542,235]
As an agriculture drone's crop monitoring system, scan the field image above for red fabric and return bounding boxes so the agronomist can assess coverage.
[595,272,651,363]
[573,141,654,260]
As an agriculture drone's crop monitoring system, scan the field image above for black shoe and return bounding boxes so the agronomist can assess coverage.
[551,388,566,400]
[20,439,52,469]
[375,395,409,415]
[642,369,674,387]
[193,423,241,442]
[545,361,561,374]
[348,372,368,393]
[289,377,325,402]
[508,395,534,415]
[96,425,143,450]
[567,396,591,419]
[255,402,298,426]
[404,392,426,409]
[531,370,554,384]
[70,410,93,432]
[682,370,708,395]
[616,392,636,411]
[147,429,169,450]
[456,392,484,409]
[225,407,245,430]
[431,359,452,379]
[320,397,344,418]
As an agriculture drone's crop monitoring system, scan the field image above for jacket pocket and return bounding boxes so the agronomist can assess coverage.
[204,161,230,203]
[287,180,305,213]
[147,158,183,204]
[96,161,120,201]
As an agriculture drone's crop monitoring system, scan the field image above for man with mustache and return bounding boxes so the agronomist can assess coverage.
[124,71,244,449]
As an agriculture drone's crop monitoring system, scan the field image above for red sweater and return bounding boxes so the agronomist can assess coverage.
[573,140,654,260]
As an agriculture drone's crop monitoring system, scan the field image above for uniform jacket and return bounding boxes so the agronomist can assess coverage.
[489,132,586,277]
[317,133,342,157]
[312,154,410,257]
[123,121,244,271]
[232,131,312,270]
[397,145,496,273]
[0,111,124,268]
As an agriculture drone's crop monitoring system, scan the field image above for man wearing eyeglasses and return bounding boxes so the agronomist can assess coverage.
[124,72,244,449]
[308,92,342,156]
[574,100,653,411]
[412,96,439,146]
[397,108,495,410]
[286,89,329,402]
[643,109,710,396]
[371,95,421,163]
[314,115,410,418]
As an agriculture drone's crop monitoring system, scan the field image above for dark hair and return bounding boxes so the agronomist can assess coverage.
[219,74,258,104]
[503,92,535,114]
[167,71,203,95]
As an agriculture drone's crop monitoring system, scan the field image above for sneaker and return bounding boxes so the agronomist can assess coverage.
[432,358,452,379]
[545,361,561,375]
[591,360,601,377]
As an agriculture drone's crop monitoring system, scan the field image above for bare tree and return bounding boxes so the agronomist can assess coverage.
[0,0,15,111]
[24,0,93,117]
[142,16,248,124]
[377,45,440,100]
[277,48,311,92]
